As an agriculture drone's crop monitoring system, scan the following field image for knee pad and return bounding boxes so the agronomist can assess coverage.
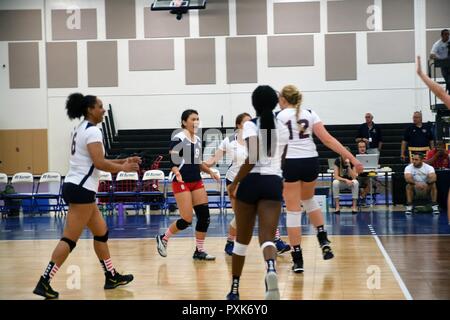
[230,217,237,229]
[194,204,210,232]
[260,241,276,251]
[176,218,192,230]
[233,242,248,256]
[302,197,321,214]
[61,237,76,252]
[286,211,302,227]
[94,230,109,243]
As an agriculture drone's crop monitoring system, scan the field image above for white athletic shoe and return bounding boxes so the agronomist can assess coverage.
[156,235,168,257]
[264,271,280,300]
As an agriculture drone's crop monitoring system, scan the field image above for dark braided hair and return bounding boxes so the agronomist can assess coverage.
[251,85,278,157]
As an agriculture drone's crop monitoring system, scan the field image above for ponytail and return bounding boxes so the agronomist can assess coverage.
[252,85,278,157]
[281,85,304,133]
[65,93,97,120]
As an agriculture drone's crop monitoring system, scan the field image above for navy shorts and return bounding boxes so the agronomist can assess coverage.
[236,173,283,205]
[282,157,320,183]
[62,182,96,204]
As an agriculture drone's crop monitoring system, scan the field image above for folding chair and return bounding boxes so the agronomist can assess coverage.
[408,146,430,162]
[140,170,166,214]
[4,172,35,215]
[201,168,223,214]
[164,173,177,215]
[0,173,8,217]
[96,171,114,215]
[33,172,65,216]
[113,171,140,215]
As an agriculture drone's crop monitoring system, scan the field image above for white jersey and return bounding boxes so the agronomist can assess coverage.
[276,108,321,158]
[430,39,449,60]
[218,133,247,182]
[243,117,289,177]
[64,120,104,192]
[404,163,435,183]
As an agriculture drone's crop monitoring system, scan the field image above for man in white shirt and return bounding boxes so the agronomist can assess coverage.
[430,29,449,93]
[404,153,439,215]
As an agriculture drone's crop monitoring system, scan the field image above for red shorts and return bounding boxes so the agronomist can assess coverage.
[172,180,205,194]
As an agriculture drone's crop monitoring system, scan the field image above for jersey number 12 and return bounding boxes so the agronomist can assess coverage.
[286,120,310,139]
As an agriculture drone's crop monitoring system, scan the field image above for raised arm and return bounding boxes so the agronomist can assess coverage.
[88,143,139,173]
[313,122,363,173]
[417,56,450,107]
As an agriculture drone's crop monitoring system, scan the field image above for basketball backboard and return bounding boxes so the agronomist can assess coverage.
[151,0,207,11]
[150,0,207,20]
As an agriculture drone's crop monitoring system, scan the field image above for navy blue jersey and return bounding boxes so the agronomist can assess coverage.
[168,130,202,182]
[403,124,434,148]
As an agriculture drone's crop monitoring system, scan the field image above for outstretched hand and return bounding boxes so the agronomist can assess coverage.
[211,172,221,183]
[127,156,142,164]
[123,161,139,172]
[353,160,364,174]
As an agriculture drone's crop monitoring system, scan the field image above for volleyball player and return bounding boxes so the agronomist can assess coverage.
[277,85,363,273]
[33,93,140,299]
[205,113,290,256]
[155,109,220,260]
[226,85,289,300]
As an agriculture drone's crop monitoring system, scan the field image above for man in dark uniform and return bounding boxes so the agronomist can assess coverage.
[401,111,434,162]
[355,113,383,154]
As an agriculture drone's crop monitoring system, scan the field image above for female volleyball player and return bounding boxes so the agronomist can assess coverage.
[33,93,140,299]
[155,109,220,260]
[277,85,363,273]
[204,113,290,256]
[226,85,289,300]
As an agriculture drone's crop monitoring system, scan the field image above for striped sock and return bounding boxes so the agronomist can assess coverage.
[231,276,240,294]
[42,261,59,282]
[100,258,115,276]
[162,229,173,242]
[196,238,205,252]
[275,228,281,240]
[227,234,235,242]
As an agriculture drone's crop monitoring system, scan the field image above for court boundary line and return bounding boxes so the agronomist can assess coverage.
[368,224,413,300]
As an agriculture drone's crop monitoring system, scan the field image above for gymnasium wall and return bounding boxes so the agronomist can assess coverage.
[0,0,449,174]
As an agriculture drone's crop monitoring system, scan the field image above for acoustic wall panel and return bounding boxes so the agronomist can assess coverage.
[325,34,357,81]
[226,37,257,84]
[236,0,267,35]
[129,40,174,71]
[367,31,415,64]
[144,8,190,38]
[328,0,373,32]
[268,35,314,67]
[185,38,216,85]
[87,41,118,87]
[274,2,320,34]
[199,0,229,36]
[9,42,40,88]
[46,42,78,88]
[51,9,97,40]
[105,0,136,39]
[382,0,414,31]
[0,10,42,41]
